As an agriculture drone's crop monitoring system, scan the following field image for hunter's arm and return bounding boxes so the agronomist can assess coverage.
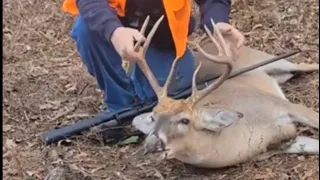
[76,0,123,41]
[194,0,231,31]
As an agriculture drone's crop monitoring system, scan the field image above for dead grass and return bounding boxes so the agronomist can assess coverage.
[3,0,319,179]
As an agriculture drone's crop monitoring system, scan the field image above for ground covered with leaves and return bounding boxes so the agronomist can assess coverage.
[3,0,319,179]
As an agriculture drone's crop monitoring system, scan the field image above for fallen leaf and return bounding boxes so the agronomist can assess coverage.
[74,152,88,158]
[6,139,17,149]
[91,166,105,174]
[57,139,72,146]
[44,166,66,180]
[39,103,53,110]
[297,156,305,161]
[3,124,13,132]
[114,171,130,180]
[68,164,89,177]
[26,170,35,176]
[301,169,314,180]
[48,149,60,160]
[119,146,130,154]
[65,83,77,92]
[151,168,164,180]
[7,168,19,175]
[65,149,76,159]
[118,136,139,145]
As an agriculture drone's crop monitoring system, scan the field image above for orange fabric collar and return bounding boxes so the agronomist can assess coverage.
[62,0,190,57]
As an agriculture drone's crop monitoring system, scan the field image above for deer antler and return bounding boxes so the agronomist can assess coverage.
[132,17,232,106]
[189,19,234,104]
[133,15,179,101]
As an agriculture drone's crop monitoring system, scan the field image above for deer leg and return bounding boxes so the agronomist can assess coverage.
[282,136,319,154]
[277,110,319,131]
[293,63,319,72]
[263,59,318,74]
[272,73,295,84]
[275,111,319,154]
[287,107,319,129]
[254,136,319,161]
[269,78,288,100]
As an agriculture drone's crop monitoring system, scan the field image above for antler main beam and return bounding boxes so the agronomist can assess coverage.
[133,15,179,101]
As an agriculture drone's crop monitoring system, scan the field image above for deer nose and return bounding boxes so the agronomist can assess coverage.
[237,112,244,118]
[132,112,155,134]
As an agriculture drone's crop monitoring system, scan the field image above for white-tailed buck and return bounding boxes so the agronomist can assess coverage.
[132,15,319,168]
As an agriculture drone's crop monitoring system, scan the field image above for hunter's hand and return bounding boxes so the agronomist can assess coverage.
[111,27,146,61]
[215,22,245,59]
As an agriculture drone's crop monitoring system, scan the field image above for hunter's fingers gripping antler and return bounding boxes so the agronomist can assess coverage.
[133,15,179,101]
[190,19,234,104]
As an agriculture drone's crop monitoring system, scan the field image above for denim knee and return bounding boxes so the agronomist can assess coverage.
[70,16,101,44]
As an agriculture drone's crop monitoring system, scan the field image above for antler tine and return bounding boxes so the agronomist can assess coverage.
[203,25,223,56]
[210,19,231,57]
[142,15,165,54]
[190,19,233,104]
[134,16,150,51]
[190,61,202,102]
[162,56,179,98]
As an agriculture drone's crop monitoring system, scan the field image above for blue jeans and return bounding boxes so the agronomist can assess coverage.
[71,16,194,111]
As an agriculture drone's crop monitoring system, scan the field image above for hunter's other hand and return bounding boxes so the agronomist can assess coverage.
[111,27,146,61]
[215,22,245,59]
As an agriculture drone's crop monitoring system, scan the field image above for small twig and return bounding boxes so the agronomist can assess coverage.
[269,28,280,40]
[23,110,30,122]
[77,83,89,95]
[66,113,92,119]
[130,147,145,156]
[53,36,72,46]
[49,106,75,122]
[50,51,77,62]
[150,167,164,180]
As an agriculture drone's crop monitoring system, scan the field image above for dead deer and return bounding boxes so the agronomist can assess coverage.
[131,15,319,168]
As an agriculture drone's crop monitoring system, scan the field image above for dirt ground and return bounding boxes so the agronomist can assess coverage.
[3,0,319,179]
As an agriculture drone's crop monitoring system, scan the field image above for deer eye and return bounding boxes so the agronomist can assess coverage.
[179,118,190,125]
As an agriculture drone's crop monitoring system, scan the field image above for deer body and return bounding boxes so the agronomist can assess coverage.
[162,82,317,168]
[130,16,319,168]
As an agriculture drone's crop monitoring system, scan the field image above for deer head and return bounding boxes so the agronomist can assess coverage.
[132,16,244,160]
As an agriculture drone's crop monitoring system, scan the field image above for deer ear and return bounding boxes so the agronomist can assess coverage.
[197,108,243,132]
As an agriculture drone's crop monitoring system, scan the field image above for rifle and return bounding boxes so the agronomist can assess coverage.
[40,50,300,145]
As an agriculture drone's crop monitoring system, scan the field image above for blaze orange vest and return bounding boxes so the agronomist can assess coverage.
[62,0,191,57]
